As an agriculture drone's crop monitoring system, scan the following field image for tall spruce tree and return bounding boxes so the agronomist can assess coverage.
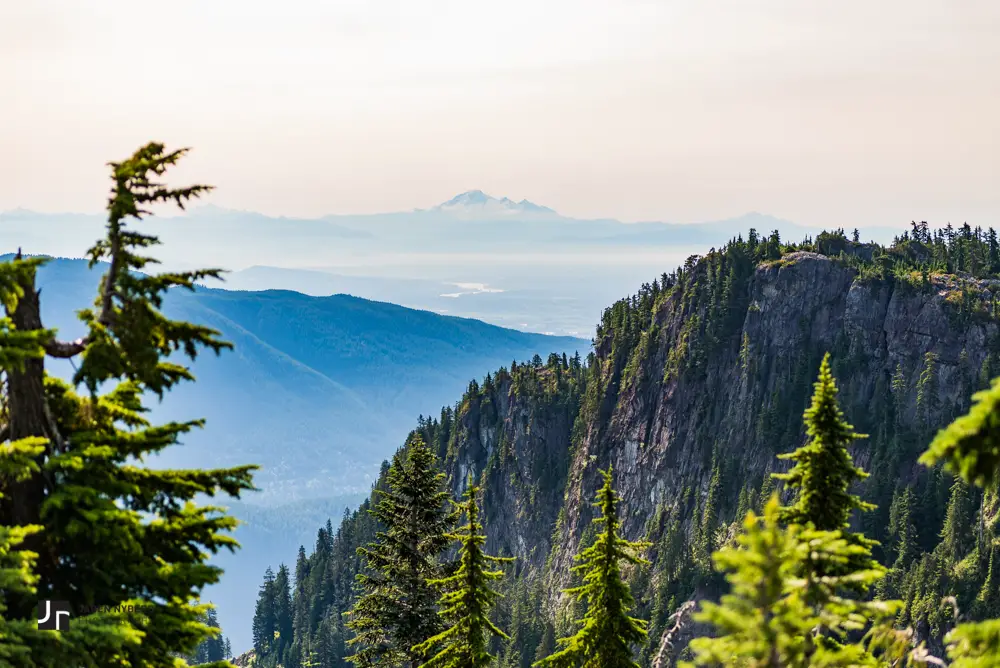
[189,608,227,665]
[534,467,650,668]
[774,353,874,531]
[0,143,257,667]
[413,481,512,668]
[346,435,455,667]
[253,566,277,658]
[686,496,897,668]
[772,352,878,590]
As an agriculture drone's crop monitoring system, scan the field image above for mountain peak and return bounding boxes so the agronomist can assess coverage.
[446,190,492,205]
[426,191,559,220]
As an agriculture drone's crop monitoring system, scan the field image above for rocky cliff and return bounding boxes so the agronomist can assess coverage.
[255,229,1000,667]
[429,243,999,663]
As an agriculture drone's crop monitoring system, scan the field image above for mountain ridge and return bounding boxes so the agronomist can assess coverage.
[254,226,1000,666]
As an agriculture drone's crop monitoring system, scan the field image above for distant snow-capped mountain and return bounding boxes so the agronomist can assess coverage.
[419,190,561,220]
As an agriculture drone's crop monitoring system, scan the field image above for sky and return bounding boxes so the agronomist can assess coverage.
[2,0,998,227]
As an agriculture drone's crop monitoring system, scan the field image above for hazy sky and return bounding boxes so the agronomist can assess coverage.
[2,0,998,227]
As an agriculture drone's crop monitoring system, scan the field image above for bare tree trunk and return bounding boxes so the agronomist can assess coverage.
[653,600,696,668]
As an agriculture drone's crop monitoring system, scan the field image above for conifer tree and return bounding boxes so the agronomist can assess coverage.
[939,477,972,562]
[918,375,1000,665]
[0,259,68,665]
[920,375,1000,489]
[253,567,277,657]
[775,353,873,532]
[0,143,257,667]
[273,563,295,662]
[888,487,917,569]
[685,496,895,668]
[773,353,878,590]
[189,608,227,664]
[414,482,512,668]
[534,468,650,668]
[346,435,455,667]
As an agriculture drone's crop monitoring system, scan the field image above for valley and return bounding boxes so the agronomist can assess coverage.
[243,226,1000,667]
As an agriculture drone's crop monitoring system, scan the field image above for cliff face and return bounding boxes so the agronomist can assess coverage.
[427,248,998,665]
[259,236,1000,668]
[552,252,996,582]
[441,367,582,571]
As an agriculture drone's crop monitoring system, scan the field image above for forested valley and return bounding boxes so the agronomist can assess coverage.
[4,144,1000,667]
[244,223,1000,667]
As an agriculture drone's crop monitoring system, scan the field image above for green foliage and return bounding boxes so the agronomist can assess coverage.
[242,221,1000,667]
[188,608,231,665]
[251,564,294,667]
[0,143,257,667]
[915,368,1000,666]
[939,478,973,562]
[917,352,941,431]
[774,353,875,532]
[75,143,228,396]
[920,376,1000,490]
[945,619,1000,667]
[414,482,512,668]
[534,468,650,668]
[685,496,898,668]
[346,435,456,667]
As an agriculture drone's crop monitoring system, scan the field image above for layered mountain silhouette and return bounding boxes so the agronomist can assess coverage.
[21,255,585,503]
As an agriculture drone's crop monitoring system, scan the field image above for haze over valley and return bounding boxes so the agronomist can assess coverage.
[1,192,906,338]
[3,1,998,664]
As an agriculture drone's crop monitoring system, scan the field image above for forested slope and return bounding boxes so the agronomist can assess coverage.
[250,225,1000,667]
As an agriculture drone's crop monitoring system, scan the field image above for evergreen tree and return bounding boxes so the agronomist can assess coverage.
[0,143,256,667]
[773,353,878,592]
[346,435,456,667]
[274,563,295,662]
[916,351,940,431]
[919,375,1000,665]
[694,459,722,572]
[254,567,277,657]
[534,468,650,668]
[0,257,66,665]
[887,487,917,567]
[920,375,1000,489]
[191,608,227,664]
[685,496,895,668]
[938,477,972,562]
[774,353,874,532]
[414,482,512,668]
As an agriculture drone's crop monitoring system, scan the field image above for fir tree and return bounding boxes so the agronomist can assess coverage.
[253,567,277,657]
[534,468,650,668]
[918,375,1000,665]
[920,375,1000,489]
[0,143,256,667]
[346,435,456,667]
[414,482,512,668]
[774,353,874,532]
[685,496,895,668]
[189,608,227,664]
[773,353,878,595]
[273,563,295,662]
[938,477,972,563]
[887,487,916,561]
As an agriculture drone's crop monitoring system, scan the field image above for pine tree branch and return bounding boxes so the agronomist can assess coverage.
[44,336,89,358]
[39,231,121,359]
